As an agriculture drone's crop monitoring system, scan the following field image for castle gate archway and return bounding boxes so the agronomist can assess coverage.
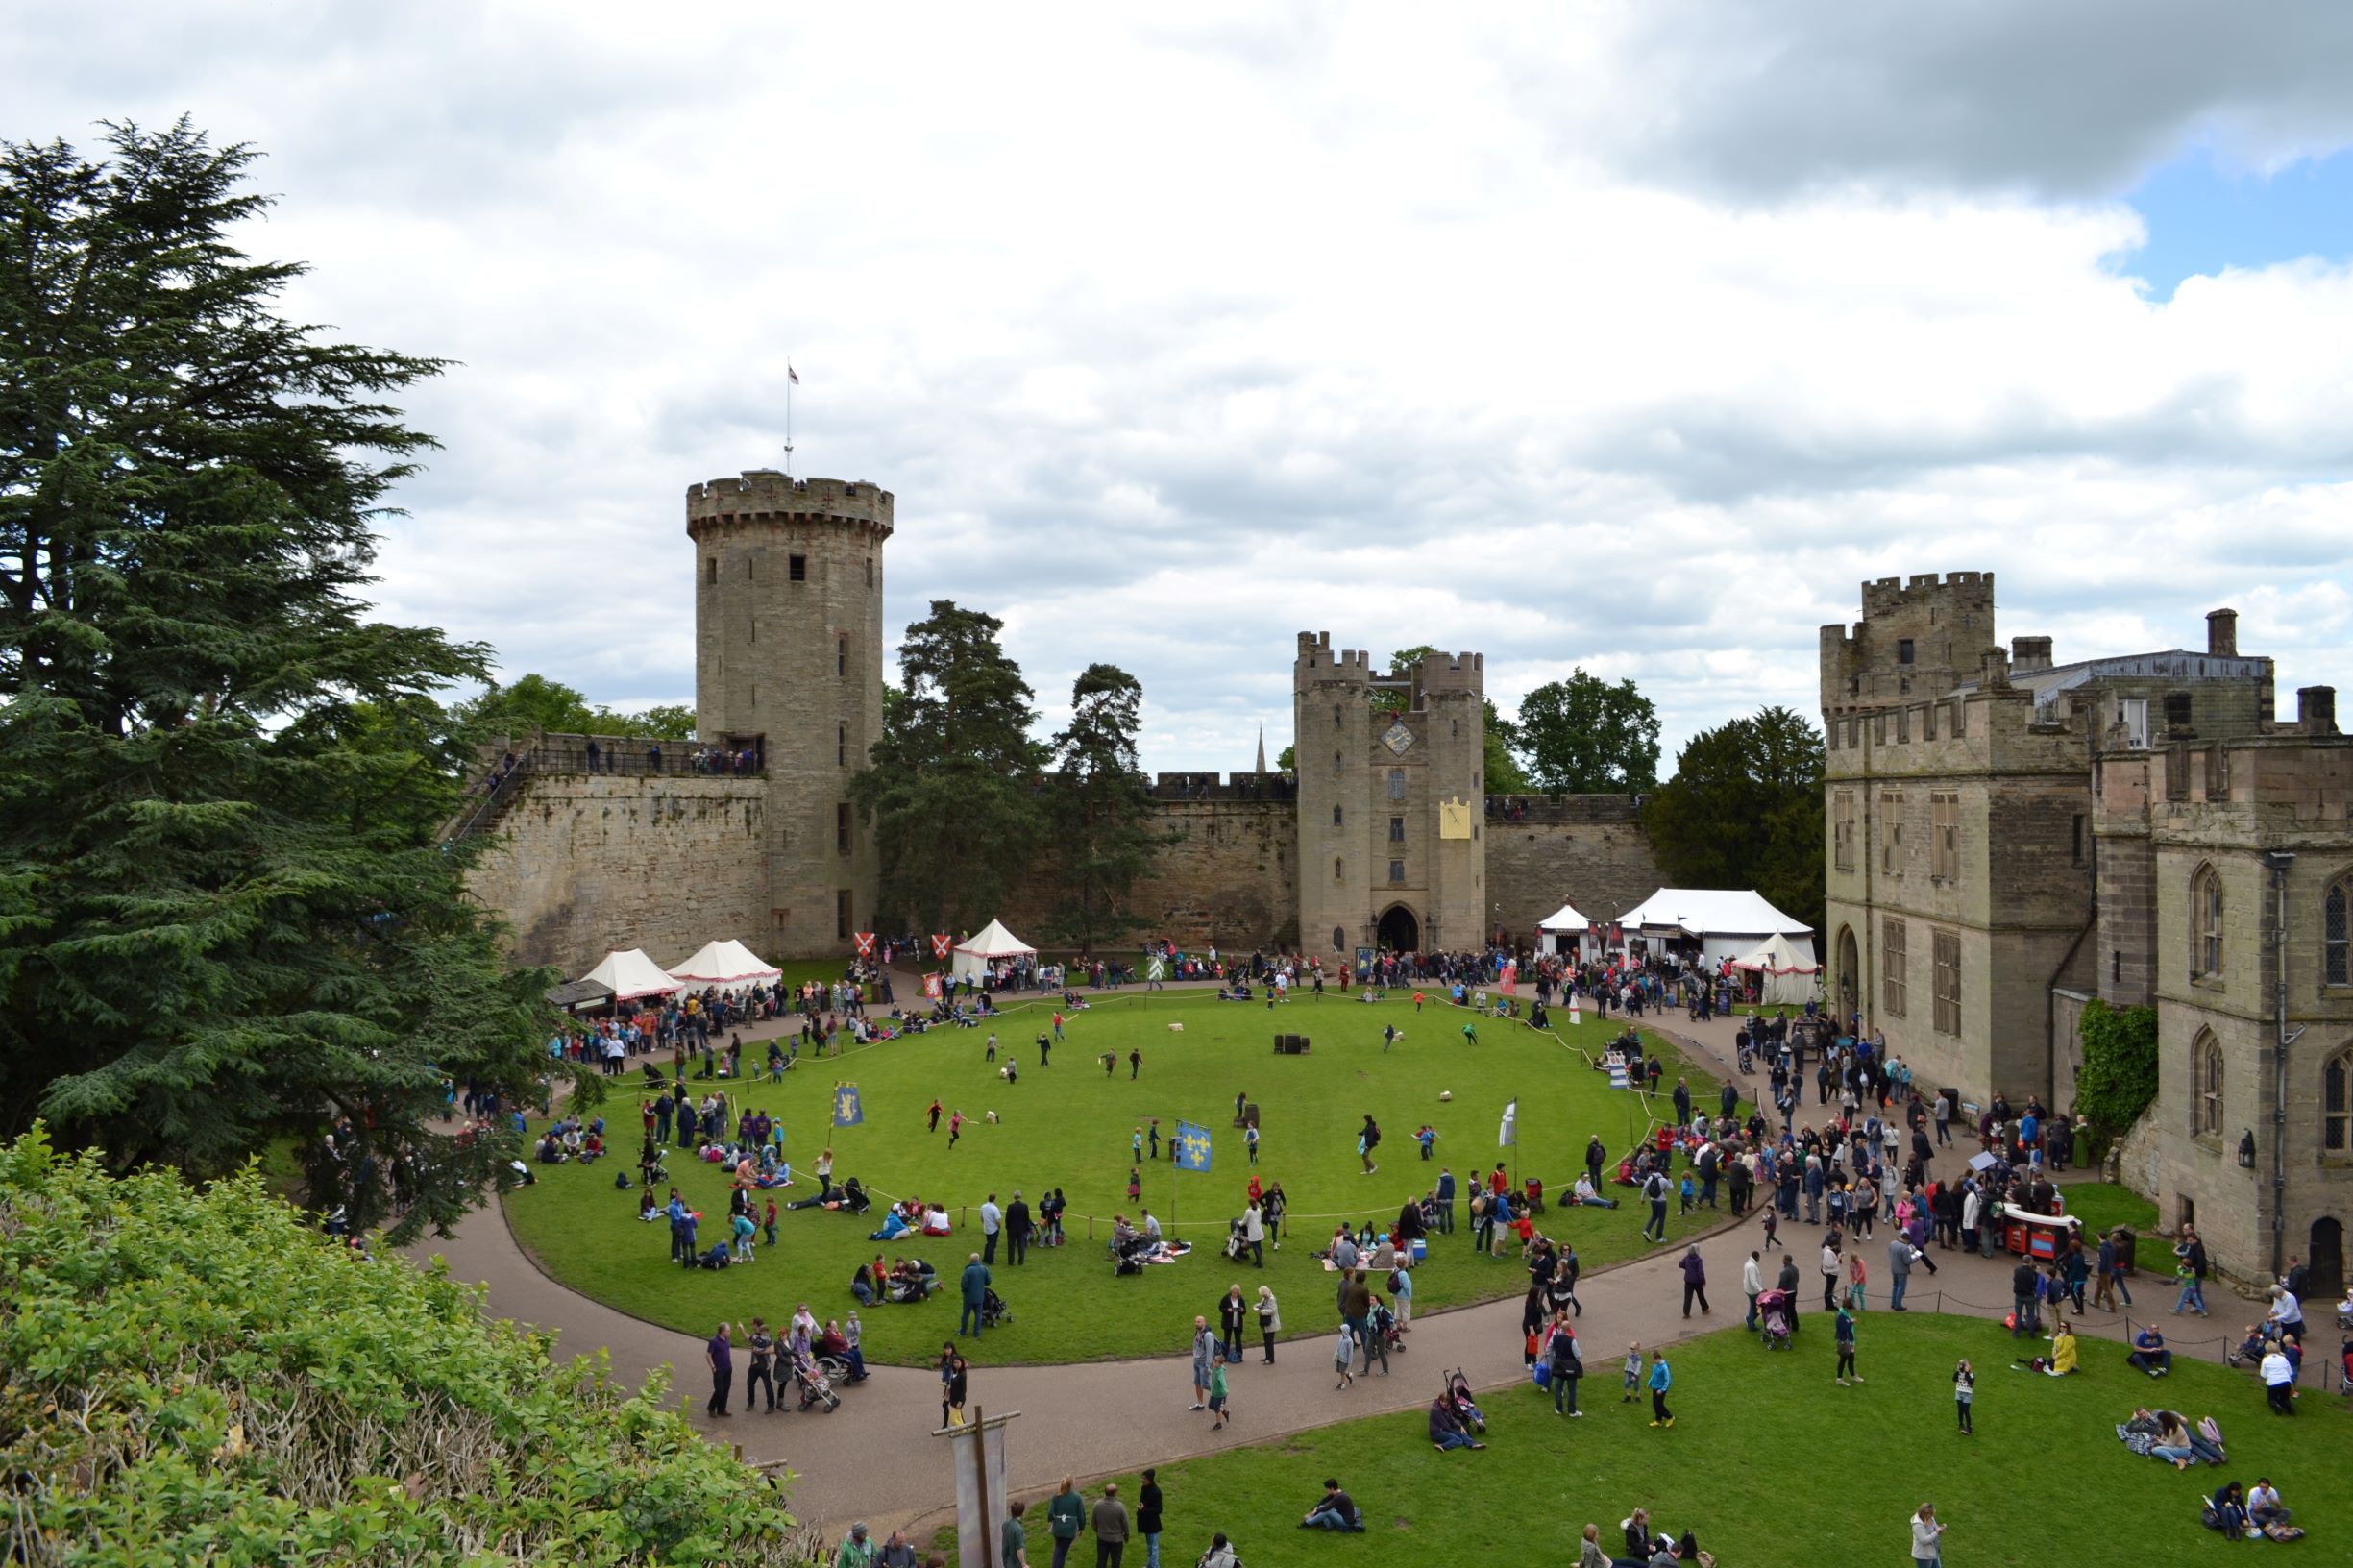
[1377,904,1420,953]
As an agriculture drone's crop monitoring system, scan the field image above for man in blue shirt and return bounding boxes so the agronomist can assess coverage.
[705,1323,733,1418]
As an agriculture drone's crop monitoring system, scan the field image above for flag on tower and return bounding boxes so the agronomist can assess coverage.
[1174,1119,1213,1172]
[1498,1099,1518,1148]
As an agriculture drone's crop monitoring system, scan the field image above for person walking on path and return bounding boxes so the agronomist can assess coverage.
[1777,1252,1802,1335]
[1821,1235,1844,1312]
[1332,1320,1358,1390]
[2173,1227,2211,1315]
[1743,1249,1763,1330]
[2094,1228,2130,1310]
[1834,1301,1861,1384]
[1641,1167,1669,1242]
[1208,1355,1232,1430]
[1091,1481,1131,1568]
[959,1253,991,1337]
[1679,1245,1710,1317]
[1888,1234,1915,1311]
[1046,1479,1085,1568]
[834,1522,877,1568]
[1645,1348,1674,1428]
[1255,1286,1281,1362]
[1189,1317,1214,1409]
[1910,1503,1946,1567]
[1953,1359,1974,1433]
[1136,1471,1163,1568]
[705,1322,733,1419]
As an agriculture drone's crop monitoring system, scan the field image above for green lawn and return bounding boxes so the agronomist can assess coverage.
[952,1316,2349,1567]
[501,991,1742,1366]
[2064,1181,2161,1240]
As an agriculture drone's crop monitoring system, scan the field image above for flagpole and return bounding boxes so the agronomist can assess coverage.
[784,362,795,478]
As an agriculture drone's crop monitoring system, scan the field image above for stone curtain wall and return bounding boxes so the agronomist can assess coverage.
[1485,808,1663,945]
[999,796,1301,952]
[465,775,770,970]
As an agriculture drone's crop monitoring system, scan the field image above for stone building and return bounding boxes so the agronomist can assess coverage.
[686,472,890,957]
[1821,573,2352,1291]
[464,468,1657,975]
[1293,634,1487,956]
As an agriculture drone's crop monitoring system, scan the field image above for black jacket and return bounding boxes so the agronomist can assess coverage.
[1006,1199,1032,1237]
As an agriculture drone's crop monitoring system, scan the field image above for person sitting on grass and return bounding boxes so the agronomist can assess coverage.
[2128,1325,2173,1377]
[1429,1393,1487,1452]
[1299,1479,1362,1531]
[1573,1172,1620,1210]
[2040,1319,2078,1376]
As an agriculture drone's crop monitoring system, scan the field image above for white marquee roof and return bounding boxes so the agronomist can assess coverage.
[1616,888,1813,937]
[1535,901,1592,932]
[667,939,784,986]
[581,947,684,1002]
[952,919,1036,958]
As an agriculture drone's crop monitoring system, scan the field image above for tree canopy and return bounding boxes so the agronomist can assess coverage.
[0,120,556,1239]
[1514,670,1660,795]
[0,1131,809,1565]
[852,600,1048,932]
[1640,704,1826,934]
[452,674,695,743]
[1045,663,1166,951]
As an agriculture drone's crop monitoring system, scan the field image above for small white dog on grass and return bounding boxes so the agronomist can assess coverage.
[1167,1022,1185,1034]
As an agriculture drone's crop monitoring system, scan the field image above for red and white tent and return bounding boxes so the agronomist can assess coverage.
[949,919,1036,983]
[1728,930,1824,1005]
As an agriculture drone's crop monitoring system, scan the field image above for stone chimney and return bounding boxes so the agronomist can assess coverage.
[2010,636,2054,674]
[1981,646,2011,690]
[2207,608,2238,657]
[2298,685,2338,735]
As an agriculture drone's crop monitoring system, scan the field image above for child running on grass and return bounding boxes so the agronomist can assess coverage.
[1622,1342,1643,1403]
[1954,1359,1974,1434]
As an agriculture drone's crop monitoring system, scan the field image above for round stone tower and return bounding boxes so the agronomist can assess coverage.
[687,471,891,957]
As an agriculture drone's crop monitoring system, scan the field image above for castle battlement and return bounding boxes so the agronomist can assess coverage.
[1859,571,1995,617]
[686,471,894,539]
[1416,650,1484,696]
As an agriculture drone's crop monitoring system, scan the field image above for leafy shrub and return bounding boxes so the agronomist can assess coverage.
[2075,998,2159,1132]
[0,1131,805,1566]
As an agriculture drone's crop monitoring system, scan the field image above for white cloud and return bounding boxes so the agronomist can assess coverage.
[11,2,2353,770]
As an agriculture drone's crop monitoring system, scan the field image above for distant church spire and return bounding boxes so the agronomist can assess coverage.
[1256,724,1267,775]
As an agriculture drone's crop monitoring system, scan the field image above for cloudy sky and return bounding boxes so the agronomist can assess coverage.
[16,2,2353,772]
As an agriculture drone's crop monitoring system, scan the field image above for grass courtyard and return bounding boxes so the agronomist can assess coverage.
[502,990,1739,1366]
[953,1315,2349,1567]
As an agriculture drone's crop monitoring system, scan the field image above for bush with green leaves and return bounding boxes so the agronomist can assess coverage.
[2075,997,2159,1132]
[0,1131,807,1566]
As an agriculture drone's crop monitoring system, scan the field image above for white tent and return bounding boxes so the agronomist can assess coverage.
[581,948,683,1002]
[950,919,1037,983]
[1616,888,1814,968]
[667,938,784,989]
[1730,930,1824,1005]
[1534,901,1592,957]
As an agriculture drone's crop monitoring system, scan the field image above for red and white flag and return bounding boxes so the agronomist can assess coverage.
[931,933,953,959]
[852,931,876,957]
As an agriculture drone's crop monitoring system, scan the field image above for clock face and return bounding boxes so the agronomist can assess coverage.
[1382,719,1415,755]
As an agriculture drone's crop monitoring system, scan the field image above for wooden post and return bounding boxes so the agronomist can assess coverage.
[971,1405,997,1568]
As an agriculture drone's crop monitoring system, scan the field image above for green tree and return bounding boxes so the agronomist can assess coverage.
[1,1132,811,1565]
[0,121,557,1239]
[452,672,601,740]
[852,600,1047,932]
[1641,705,1826,932]
[1514,670,1661,794]
[1046,663,1165,951]
[1275,742,1296,772]
[2076,998,2159,1132]
[622,701,697,740]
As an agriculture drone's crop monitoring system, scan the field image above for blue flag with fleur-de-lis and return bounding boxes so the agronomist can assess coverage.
[832,1083,864,1127]
[1174,1119,1212,1172]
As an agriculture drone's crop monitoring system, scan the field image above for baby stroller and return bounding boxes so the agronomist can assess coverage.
[982,1286,1015,1328]
[791,1351,841,1412]
[1756,1289,1794,1350]
[1442,1368,1485,1434]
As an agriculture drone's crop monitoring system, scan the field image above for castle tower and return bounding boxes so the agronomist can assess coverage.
[687,471,891,956]
[1414,649,1487,950]
[1294,632,1374,955]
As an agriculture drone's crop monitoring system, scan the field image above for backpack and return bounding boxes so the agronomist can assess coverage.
[1388,1270,1406,1295]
